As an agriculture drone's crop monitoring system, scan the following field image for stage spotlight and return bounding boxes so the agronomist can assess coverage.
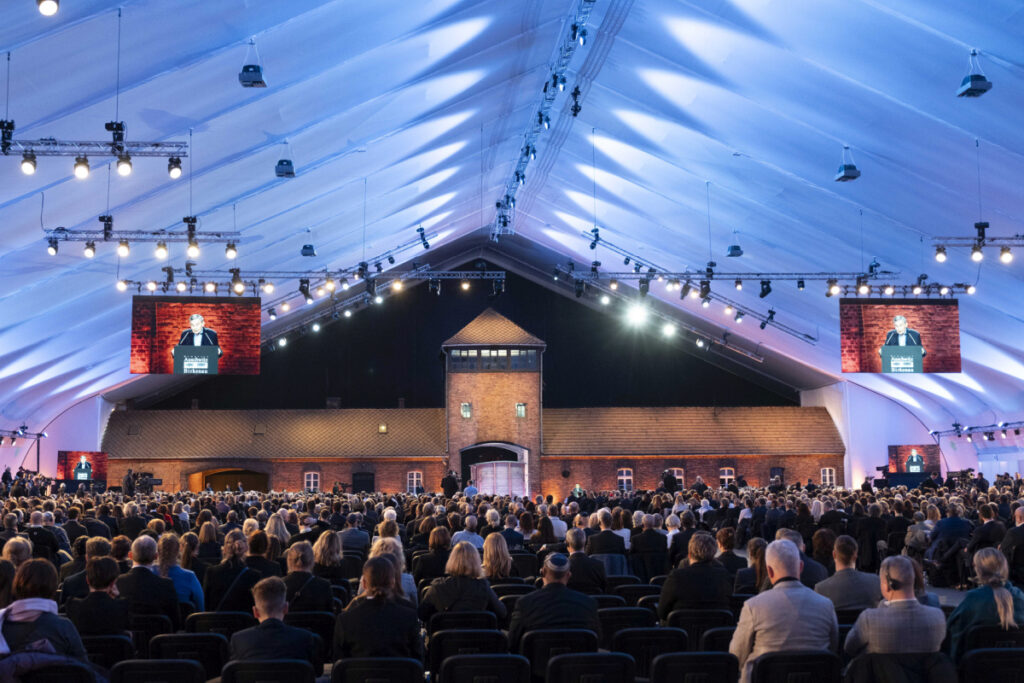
[600,294,610,305]
[492,279,505,296]
[205,281,216,293]
[797,279,805,291]
[116,279,128,291]
[857,280,870,295]
[387,255,395,266]
[539,113,550,130]
[966,284,976,295]
[46,238,58,256]
[934,246,947,262]
[699,280,711,299]
[316,285,326,298]
[1001,429,1008,439]
[374,295,383,304]
[37,0,58,15]
[695,338,706,349]
[461,280,470,291]
[417,226,430,249]
[73,156,90,179]
[392,279,403,292]
[312,322,321,332]
[278,337,287,348]
[638,278,649,297]
[939,285,950,295]
[701,297,711,308]
[154,242,168,259]
[912,284,923,296]
[734,279,742,291]
[826,279,840,297]
[260,280,274,294]
[735,311,744,323]
[428,279,441,296]
[1000,246,1013,264]
[167,157,182,179]
[662,322,676,337]
[609,279,618,290]
[626,303,648,326]
[176,281,187,292]
[971,244,983,262]
[116,155,132,176]
[723,304,734,316]
[83,241,96,258]
[225,243,237,259]
[574,280,585,298]
[883,284,895,296]
[117,240,130,258]
[340,278,350,291]
[187,239,200,259]
[146,280,157,291]
[268,308,277,320]
[343,309,352,318]
[966,433,972,442]
[760,309,776,330]
[623,256,630,266]
[678,282,691,300]
[20,152,36,175]
[298,278,310,299]
[759,280,772,298]
[232,274,245,295]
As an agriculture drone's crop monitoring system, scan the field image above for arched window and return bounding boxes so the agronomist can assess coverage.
[616,468,633,492]
[719,467,736,487]
[669,467,685,488]
[303,471,320,492]
[407,471,423,494]
[820,467,836,487]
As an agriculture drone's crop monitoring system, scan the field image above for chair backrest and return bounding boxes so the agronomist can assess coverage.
[491,583,535,598]
[428,629,509,675]
[340,556,364,579]
[499,595,520,629]
[110,659,207,683]
[750,650,841,683]
[511,553,539,578]
[547,652,636,683]
[965,625,1024,652]
[438,654,530,683]
[81,633,135,670]
[284,611,336,659]
[637,595,659,614]
[185,611,258,637]
[330,584,349,606]
[330,657,424,683]
[650,574,669,586]
[730,594,754,620]
[592,594,628,609]
[613,584,661,606]
[520,629,598,683]
[150,632,229,681]
[428,610,498,634]
[959,648,1024,683]
[666,609,736,651]
[845,652,956,682]
[21,662,96,683]
[128,612,173,656]
[597,607,657,649]
[834,608,864,626]
[605,575,643,591]
[610,627,688,678]
[650,652,739,683]
[701,626,737,653]
[591,553,628,575]
[221,659,316,683]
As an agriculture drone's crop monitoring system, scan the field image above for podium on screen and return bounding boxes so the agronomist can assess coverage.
[880,346,923,373]
[173,346,220,375]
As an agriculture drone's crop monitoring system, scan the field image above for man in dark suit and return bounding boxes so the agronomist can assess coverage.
[814,535,882,611]
[283,542,333,612]
[1000,507,1024,585]
[60,537,112,605]
[25,511,59,563]
[584,510,626,556]
[777,529,828,588]
[508,553,600,650]
[230,576,317,663]
[62,508,88,545]
[631,514,669,581]
[499,514,524,551]
[60,536,89,581]
[339,514,369,552]
[66,557,131,636]
[967,503,1006,557]
[880,315,925,356]
[118,504,147,540]
[658,532,732,622]
[115,535,180,630]
[173,314,223,357]
[566,528,606,594]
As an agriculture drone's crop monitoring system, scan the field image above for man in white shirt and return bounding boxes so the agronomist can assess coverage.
[546,505,568,540]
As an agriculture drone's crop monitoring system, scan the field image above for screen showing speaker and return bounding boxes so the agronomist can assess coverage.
[887,444,941,474]
[57,451,108,482]
[839,298,961,373]
[130,296,261,375]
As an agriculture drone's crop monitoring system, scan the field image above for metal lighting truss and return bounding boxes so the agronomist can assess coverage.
[932,221,1024,256]
[930,421,1024,441]
[0,426,46,445]
[46,215,241,245]
[490,0,597,241]
[1,119,187,158]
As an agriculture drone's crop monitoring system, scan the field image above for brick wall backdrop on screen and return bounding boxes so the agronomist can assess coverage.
[131,296,261,374]
[888,444,941,473]
[839,299,961,373]
[57,451,108,481]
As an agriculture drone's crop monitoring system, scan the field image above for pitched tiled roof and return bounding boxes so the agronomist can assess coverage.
[103,409,445,460]
[542,407,845,456]
[443,309,545,347]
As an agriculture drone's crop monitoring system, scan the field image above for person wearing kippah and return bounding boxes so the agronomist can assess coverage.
[507,553,600,649]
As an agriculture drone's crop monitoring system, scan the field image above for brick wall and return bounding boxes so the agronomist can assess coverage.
[57,451,108,481]
[839,299,961,373]
[130,297,261,375]
[446,369,542,487]
[887,444,940,473]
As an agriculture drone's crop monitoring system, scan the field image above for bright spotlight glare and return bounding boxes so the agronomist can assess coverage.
[599,294,610,305]
[661,322,676,337]
[626,304,648,327]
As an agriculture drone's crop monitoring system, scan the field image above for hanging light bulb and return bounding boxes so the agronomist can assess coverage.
[175,281,187,292]
[187,239,200,259]
[224,243,237,259]
[205,281,216,293]
[261,280,274,294]
[154,242,168,260]
[970,244,984,262]
[73,156,90,179]
[146,280,157,291]
[83,241,96,258]
[20,152,36,175]
[116,279,128,292]
[46,238,58,256]
[1000,246,1013,264]
[117,240,130,258]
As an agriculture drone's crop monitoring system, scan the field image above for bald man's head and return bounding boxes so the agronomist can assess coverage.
[1015,507,1024,526]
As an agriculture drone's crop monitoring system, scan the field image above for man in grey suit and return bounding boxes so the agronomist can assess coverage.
[844,556,945,656]
[730,539,837,683]
[338,513,369,552]
[814,535,882,610]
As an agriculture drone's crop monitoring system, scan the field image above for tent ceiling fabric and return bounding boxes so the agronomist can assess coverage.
[1,0,1022,439]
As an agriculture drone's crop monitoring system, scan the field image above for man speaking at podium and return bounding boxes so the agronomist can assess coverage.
[879,315,925,357]
[72,454,92,481]
[172,314,223,359]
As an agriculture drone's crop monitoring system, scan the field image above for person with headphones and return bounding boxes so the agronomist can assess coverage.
[844,555,946,657]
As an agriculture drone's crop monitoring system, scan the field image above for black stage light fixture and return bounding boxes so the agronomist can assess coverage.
[759,280,772,298]
[760,309,776,330]
[574,279,585,298]
[239,64,267,88]
[375,262,383,273]
[46,238,58,256]
[357,262,368,280]
[428,279,441,296]
[167,157,182,179]
[638,278,649,297]
[492,279,504,297]
[387,255,395,265]
[589,228,599,249]
[298,278,310,299]
[73,156,90,179]
[417,226,430,249]
[365,278,376,297]
[699,280,711,299]
[797,279,805,291]
[680,282,692,300]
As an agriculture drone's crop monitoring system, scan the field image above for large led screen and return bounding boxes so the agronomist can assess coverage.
[840,298,961,373]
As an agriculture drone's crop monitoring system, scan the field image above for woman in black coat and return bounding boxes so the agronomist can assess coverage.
[334,557,423,660]
[202,530,262,612]
[412,527,451,585]
[418,542,505,623]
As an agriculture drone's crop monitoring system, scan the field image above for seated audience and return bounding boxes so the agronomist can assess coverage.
[244,530,283,578]
[844,556,945,657]
[1000,507,1024,585]
[334,556,423,659]
[115,535,181,629]
[730,540,838,683]
[566,528,606,595]
[66,557,130,636]
[179,531,208,585]
[412,527,451,585]
[2,537,32,570]
[312,530,347,585]
[419,541,505,622]
[776,528,828,588]
[203,529,262,612]
[508,553,600,650]
[229,576,317,663]
[366,537,417,605]
[59,536,88,581]
[585,509,626,556]
[451,514,484,549]
[157,532,204,612]
[734,537,768,594]
[0,559,85,660]
[60,536,112,605]
[499,514,524,551]
[658,531,732,621]
[814,535,882,610]
[947,547,1024,662]
[197,521,221,561]
[716,527,747,577]
[482,532,517,583]
[110,535,132,573]
[339,513,369,553]
[283,541,333,612]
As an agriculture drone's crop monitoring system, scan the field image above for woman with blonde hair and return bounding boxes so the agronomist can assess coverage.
[365,537,416,604]
[265,513,290,547]
[482,532,515,583]
[197,521,220,561]
[201,529,261,612]
[1,537,32,569]
[947,547,1024,662]
[178,531,207,584]
[312,530,347,585]
[418,541,505,622]
[157,532,204,611]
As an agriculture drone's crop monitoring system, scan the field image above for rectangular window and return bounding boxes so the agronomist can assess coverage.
[460,402,472,419]
[510,348,538,370]
[481,348,506,371]
[719,467,736,487]
[821,467,836,487]
[304,472,320,492]
[616,468,633,492]
[449,348,478,371]
[669,468,685,488]
[515,403,527,419]
[407,471,423,494]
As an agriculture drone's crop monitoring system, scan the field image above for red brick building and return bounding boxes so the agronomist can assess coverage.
[104,309,845,496]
